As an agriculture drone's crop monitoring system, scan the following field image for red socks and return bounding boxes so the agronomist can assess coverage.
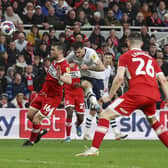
[66,118,72,137]
[152,120,168,147]
[92,118,109,149]
[30,124,41,142]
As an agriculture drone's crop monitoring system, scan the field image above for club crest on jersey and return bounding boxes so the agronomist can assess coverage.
[91,55,97,60]
[66,67,70,73]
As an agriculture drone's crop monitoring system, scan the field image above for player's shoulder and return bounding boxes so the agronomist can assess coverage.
[85,47,97,55]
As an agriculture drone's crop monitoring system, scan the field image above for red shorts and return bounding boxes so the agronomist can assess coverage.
[108,93,156,117]
[64,94,85,114]
[30,94,62,117]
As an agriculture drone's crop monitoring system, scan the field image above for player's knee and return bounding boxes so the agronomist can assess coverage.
[81,80,92,89]
[147,116,157,125]
[32,113,43,124]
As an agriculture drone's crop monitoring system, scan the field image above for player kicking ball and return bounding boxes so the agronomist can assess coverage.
[76,33,168,156]
[22,43,71,146]
[64,62,85,142]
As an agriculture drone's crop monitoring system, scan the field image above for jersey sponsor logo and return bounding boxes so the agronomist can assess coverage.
[0,116,16,136]
[120,113,151,137]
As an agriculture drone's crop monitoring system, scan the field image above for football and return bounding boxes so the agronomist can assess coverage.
[0,21,16,36]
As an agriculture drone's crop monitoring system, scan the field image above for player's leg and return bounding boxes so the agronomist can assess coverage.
[81,80,101,112]
[65,106,74,142]
[76,113,84,137]
[84,110,96,140]
[23,111,44,146]
[144,105,168,147]
[75,97,85,137]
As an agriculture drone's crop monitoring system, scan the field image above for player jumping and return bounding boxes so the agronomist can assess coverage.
[76,33,168,156]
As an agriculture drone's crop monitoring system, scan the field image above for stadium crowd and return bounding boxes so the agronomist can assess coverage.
[0,0,168,108]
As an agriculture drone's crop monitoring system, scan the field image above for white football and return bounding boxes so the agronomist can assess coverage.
[1,21,16,36]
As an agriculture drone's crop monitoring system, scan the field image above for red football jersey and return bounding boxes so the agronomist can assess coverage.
[64,63,84,96]
[40,59,70,97]
[118,48,162,100]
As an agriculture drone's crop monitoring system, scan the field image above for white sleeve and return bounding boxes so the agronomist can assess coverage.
[89,50,100,64]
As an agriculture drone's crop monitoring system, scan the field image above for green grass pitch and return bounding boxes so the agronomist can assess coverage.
[0,140,167,168]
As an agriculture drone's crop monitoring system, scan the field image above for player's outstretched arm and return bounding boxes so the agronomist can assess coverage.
[157,73,168,102]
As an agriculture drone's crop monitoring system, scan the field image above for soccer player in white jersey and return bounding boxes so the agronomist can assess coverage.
[66,42,105,139]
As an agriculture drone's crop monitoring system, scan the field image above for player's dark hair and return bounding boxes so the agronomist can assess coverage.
[51,42,65,55]
[104,52,113,56]
[72,41,84,50]
[128,32,142,44]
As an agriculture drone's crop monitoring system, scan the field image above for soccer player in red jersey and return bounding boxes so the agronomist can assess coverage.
[23,43,72,146]
[64,62,85,142]
[76,33,168,156]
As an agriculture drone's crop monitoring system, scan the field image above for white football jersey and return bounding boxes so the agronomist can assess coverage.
[66,47,104,79]
[103,65,115,94]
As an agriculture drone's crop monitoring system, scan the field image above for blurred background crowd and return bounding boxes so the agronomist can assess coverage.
[0,0,168,108]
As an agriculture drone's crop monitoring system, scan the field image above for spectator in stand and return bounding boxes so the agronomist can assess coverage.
[32,56,42,77]
[6,73,28,101]
[0,52,8,70]
[16,0,27,18]
[15,32,28,53]
[119,28,130,48]
[123,1,138,24]
[54,0,72,21]
[32,5,45,25]
[15,54,27,75]
[49,28,58,44]
[106,29,119,48]
[41,32,50,46]
[120,12,131,27]
[130,0,141,13]
[69,24,88,43]
[0,66,6,94]
[163,13,168,27]
[0,35,7,52]
[43,6,64,29]
[22,9,34,24]
[104,9,121,26]
[96,1,104,19]
[64,9,77,26]
[146,10,163,27]
[74,33,85,43]
[22,1,35,17]
[139,2,152,21]
[12,0,20,16]
[106,38,118,58]
[21,42,35,65]
[4,6,23,26]
[13,24,26,40]
[163,44,168,62]
[157,1,168,22]
[84,39,91,48]
[134,12,146,26]
[41,0,52,16]
[148,44,157,58]
[140,26,150,51]
[33,57,51,92]
[111,2,123,21]
[76,9,90,26]
[0,93,15,108]
[78,0,93,21]
[34,41,49,60]
[23,65,35,97]
[11,92,29,108]
[5,67,15,85]
[90,11,105,26]
[115,42,129,61]
[27,25,42,46]
[89,25,105,48]
[7,41,19,67]
[149,34,160,49]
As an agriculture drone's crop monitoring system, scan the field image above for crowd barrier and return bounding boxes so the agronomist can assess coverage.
[0,108,168,140]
